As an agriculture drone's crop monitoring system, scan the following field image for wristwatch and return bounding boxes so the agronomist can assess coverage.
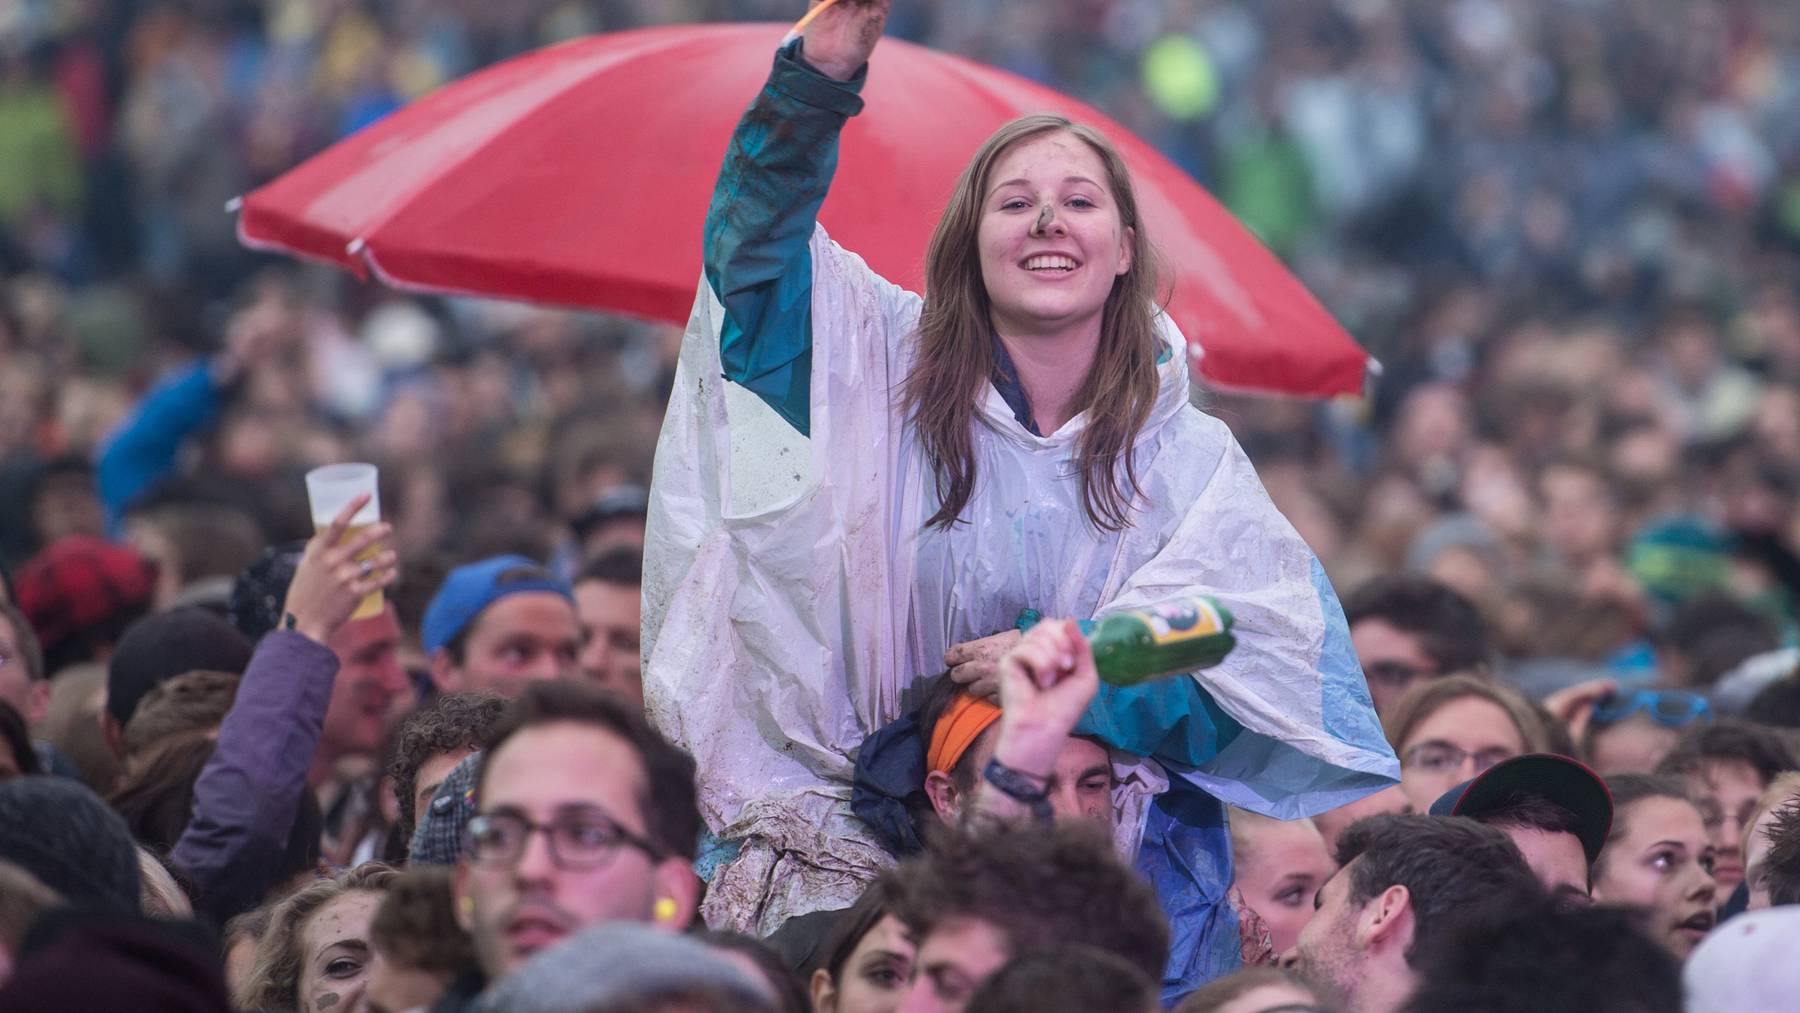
[982,758,1054,825]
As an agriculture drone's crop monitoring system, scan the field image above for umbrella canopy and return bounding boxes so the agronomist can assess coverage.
[237,23,1371,397]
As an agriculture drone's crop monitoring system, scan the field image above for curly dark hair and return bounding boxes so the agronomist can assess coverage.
[1760,800,1800,907]
[886,822,1169,983]
[1655,718,1799,785]
[1342,575,1490,674]
[388,692,508,836]
[368,866,477,979]
[964,944,1156,1013]
[1335,814,1539,965]
[477,679,699,861]
[1401,892,1680,1013]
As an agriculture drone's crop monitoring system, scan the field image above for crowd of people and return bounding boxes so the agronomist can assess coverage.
[0,0,1798,1010]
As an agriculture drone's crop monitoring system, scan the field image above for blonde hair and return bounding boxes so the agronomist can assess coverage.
[137,848,191,918]
[1745,771,1800,864]
[1381,674,1550,757]
[234,863,399,1011]
[903,114,1169,533]
[1226,806,1321,866]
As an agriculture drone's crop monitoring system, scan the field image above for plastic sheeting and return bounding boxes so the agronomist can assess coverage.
[643,225,1397,932]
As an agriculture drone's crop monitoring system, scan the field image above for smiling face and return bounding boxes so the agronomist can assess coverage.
[1592,795,1718,957]
[322,606,410,765]
[976,131,1133,342]
[297,889,384,1013]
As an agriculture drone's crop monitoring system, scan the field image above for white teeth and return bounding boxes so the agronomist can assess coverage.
[1024,255,1077,271]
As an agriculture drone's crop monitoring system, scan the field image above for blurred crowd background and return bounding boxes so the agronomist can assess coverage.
[3,0,1799,699]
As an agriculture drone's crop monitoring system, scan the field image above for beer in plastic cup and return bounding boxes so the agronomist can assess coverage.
[305,463,384,620]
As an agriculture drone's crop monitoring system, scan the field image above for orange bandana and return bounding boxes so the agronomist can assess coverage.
[926,692,1002,774]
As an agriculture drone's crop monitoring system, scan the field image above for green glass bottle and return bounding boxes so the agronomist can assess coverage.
[1013,598,1236,686]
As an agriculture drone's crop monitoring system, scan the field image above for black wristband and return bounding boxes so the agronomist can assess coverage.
[983,758,1054,825]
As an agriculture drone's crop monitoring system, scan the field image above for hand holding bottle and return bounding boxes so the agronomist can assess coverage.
[989,619,1099,781]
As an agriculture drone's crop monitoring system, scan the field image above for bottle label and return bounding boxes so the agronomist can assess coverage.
[1140,599,1227,645]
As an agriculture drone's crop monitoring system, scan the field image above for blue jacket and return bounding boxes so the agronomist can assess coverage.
[96,361,226,534]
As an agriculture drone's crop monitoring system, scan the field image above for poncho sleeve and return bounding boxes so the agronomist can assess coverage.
[703,40,864,436]
[1085,419,1399,819]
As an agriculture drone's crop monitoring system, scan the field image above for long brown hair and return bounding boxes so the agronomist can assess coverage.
[903,115,1168,532]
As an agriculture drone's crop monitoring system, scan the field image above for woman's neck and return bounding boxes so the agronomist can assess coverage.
[994,321,1101,436]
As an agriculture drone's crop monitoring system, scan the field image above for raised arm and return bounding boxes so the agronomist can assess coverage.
[703,1,888,435]
[173,496,396,924]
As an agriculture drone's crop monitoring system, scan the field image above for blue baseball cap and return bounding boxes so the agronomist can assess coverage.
[421,555,574,656]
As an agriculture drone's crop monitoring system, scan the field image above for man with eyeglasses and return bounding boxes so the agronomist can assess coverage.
[446,680,701,1010]
[1428,754,1614,907]
[1342,576,1489,717]
[423,556,584,697]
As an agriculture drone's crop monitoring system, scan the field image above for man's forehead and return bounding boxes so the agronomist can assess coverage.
[334,606,401,648]
[469,591,579,637]
[481,721,646,802]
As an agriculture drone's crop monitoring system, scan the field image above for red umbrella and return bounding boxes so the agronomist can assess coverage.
[237,23,1371,397]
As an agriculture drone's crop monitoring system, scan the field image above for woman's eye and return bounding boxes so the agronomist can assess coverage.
[865,968,905,989]
[1001,199,1030,210]
[1275,887,1307,908]
[1650,851,1674,872]
[1068,196,1095,208]
[326,958,363,978]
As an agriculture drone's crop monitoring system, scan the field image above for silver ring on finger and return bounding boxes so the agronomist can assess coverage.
[359,559,374,578]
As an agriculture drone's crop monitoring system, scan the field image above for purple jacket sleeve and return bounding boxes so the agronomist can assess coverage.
[173,630,337,925]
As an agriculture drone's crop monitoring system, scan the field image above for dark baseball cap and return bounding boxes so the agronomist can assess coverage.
[1429,753,1613,864]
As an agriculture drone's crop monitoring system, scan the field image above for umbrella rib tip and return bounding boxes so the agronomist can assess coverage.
[347,237,367,255]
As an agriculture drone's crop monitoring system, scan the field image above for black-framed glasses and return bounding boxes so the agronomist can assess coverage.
[1401,741,1514,776]
[464,809,663,870]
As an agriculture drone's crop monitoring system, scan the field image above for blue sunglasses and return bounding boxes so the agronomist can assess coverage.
[1590,689,1712,729]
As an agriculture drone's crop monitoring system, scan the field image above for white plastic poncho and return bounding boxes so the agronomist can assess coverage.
[644,225,1397,933]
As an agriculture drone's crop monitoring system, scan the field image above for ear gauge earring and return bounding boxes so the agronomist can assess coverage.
[654,897,679,923]
[460,895,475,917]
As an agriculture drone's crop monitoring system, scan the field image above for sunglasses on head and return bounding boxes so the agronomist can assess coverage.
[1590,688,1711,729]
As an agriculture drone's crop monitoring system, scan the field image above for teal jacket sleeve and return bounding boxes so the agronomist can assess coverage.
[96,360,225,535]
[703,40,865,436]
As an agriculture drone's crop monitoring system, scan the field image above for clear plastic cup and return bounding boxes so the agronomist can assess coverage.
[304,463,383,619]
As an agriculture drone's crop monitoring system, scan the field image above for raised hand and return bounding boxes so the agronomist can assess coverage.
[798,0,891,82]
[281,493,398,644]
[989,619,1099,779]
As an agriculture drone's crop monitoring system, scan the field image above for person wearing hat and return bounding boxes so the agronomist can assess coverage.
[101,606,252,760]
[422,556,581,698]
[1428,753,1613,906]
[11,534,155,680]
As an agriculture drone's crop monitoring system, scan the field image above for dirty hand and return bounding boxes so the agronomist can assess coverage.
[945,629,1023,702]
[798,0,891,81]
